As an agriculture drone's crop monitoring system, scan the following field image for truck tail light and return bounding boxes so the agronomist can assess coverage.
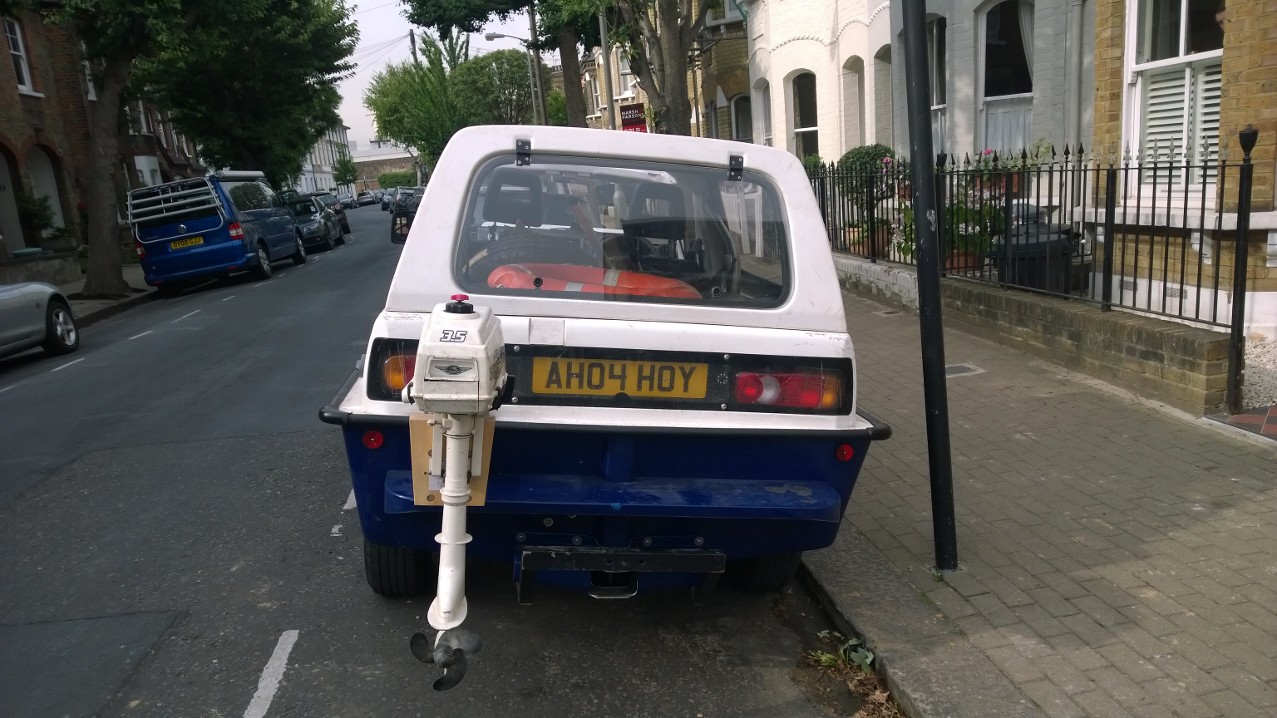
[228,222,245,240]
[382,353,416,393]
[367,338,420,401]
[135,241,145,259]
[734,371,842,411]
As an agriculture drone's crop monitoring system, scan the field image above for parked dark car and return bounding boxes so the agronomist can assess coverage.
[380,188,397,212]
[307,191,350,234]
[337,192,357,210]
[285,194,344,251]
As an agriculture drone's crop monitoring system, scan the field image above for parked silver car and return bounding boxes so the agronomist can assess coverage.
[0,282,79,359]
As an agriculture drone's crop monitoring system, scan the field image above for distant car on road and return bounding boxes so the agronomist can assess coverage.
[381,188,397,212]
[337,192,357,210]
[307,191,351,234]
[285,194,344,251]
[357,191,378,206]
[0,282,79,360]
[391,186,425,213]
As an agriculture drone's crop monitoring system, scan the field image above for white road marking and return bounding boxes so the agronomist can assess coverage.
[330,524,343,537]
[222,295,236,302]
[172,310,201,324]
[0,384,17,394]
[253,282,268,288]
[128,330,154,340]
[342,490,356,510]
[243,630,299,718]
[51,358,85,372]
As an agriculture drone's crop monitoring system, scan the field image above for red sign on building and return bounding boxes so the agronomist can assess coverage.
[619,103,647,132]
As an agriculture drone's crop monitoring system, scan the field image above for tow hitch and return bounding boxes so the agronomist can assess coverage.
[405,294,507,691]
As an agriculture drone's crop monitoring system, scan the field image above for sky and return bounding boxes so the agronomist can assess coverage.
[337,1,562,147]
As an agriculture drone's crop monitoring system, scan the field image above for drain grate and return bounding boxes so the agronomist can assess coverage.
[945,363,986,377]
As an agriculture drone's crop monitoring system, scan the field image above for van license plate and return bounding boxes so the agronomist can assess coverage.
[531,358,708,399]
[170,236,204,250]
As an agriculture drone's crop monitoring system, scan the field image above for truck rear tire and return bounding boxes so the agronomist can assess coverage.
[726,551,803,592]
[363,539,434,597]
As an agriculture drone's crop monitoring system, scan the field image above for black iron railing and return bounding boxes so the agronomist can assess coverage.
[809,144,1257,330]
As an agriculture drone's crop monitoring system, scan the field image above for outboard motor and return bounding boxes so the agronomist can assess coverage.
[405,294,507,690]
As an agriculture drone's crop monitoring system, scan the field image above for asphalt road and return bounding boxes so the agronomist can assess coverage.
[0,206,850,717]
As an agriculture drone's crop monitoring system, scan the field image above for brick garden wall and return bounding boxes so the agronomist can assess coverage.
[834,255,1231,415]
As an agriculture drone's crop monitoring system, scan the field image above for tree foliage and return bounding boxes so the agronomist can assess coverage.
[144,0,358,187]
[450,49,538,125]
[333,150,358,188]
[402,0,528,34]
[364,34,469,167]
[403,0,595,127]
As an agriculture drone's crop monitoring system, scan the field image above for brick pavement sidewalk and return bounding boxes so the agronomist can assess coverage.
[808,290,1277,717]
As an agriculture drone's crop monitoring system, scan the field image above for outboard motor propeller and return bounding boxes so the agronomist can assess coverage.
[410,628,482,691]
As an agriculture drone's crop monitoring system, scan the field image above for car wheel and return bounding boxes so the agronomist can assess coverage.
[323,230,335,251]
[42,299,79,354]
[364,539,434,597]
[725,551,803,592]
[335,228,346,246]
[252,242,273,280]
[292,233,308,265]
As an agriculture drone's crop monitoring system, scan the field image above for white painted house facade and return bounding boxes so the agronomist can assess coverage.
[883,0,1096,159]
[743,0,1094,163]
[744,0,895,162]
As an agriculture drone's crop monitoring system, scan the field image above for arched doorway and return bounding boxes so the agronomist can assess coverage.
[0,147,23,254]
[24,145,66,238]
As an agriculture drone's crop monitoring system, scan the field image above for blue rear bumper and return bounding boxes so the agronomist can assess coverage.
[142,242,254,285]
[321,386,890,564]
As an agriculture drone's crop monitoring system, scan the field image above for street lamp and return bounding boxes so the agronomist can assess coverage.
[485,31,545,125]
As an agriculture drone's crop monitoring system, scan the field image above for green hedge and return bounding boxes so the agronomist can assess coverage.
[378,170,416,189]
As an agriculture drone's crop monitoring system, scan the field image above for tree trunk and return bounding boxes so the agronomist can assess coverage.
[656,0,691,135]
[557,26,586,127]
[81,60,134,298]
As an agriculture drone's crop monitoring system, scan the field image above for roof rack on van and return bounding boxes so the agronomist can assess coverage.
[127,177,222,226]
[213,170,267,181]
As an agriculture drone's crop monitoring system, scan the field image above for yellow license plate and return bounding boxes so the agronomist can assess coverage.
[170,236,204,250]
[531,358,708,399]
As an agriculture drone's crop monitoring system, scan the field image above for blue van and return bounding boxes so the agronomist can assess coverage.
[128,171,306,295]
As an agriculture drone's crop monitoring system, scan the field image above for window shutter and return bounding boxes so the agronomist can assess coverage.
[1192,62,1221,173]
[1141,67,1187,162]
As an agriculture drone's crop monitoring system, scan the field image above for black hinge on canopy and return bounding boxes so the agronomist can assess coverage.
[516,140,532,166]
[728,155,744,181]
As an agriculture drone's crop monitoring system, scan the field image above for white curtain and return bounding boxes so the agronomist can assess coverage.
[1019,0,1034,80]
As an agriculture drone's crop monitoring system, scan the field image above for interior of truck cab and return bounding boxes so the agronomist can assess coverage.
[455,158,790,306]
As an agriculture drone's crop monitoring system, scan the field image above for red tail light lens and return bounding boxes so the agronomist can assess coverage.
[734,371,842,411]
[134,241,145,259]
[228,222,245,240]
[362,430,385,450]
